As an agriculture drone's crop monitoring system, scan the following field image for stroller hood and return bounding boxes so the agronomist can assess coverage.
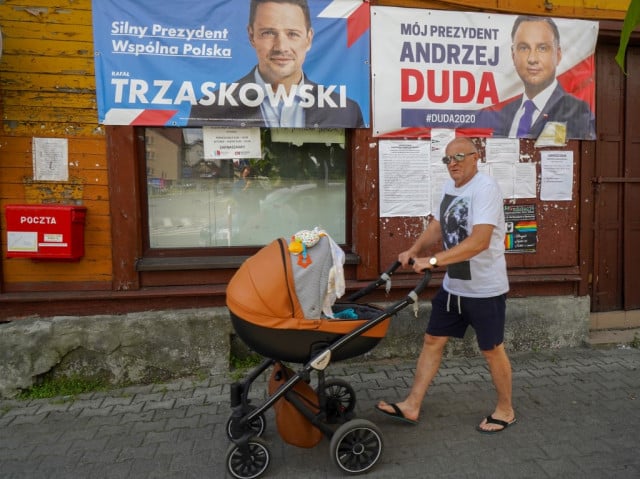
[226,238,390,338]
[226,238,310,329]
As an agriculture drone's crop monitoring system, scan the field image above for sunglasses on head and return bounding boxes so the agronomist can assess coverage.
[441,152,476,165]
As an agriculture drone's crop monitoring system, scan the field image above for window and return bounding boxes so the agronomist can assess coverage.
[144,128,348,249]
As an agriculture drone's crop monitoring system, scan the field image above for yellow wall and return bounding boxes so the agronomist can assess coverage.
[0,0,111,289]
[0,0,629,290]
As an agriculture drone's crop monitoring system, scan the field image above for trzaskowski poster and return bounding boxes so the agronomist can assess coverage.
[92,0,370,128]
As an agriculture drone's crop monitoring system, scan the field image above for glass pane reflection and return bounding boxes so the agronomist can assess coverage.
[145,128,346,248]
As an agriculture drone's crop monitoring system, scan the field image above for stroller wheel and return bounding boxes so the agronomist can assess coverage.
[226,437,270,479]
[329,418,384,475]
[226,406,267,440]
[320,378,356,423]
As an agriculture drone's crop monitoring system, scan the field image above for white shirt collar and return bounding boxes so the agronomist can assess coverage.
[253,69,307,127]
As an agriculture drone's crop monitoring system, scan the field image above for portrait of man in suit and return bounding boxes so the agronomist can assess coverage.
[188,0,365,128]
[481,16,595,140]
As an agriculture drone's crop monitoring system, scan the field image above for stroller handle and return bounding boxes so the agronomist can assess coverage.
[346,260,432,302]
[345,260,403,302]
[411,268,432,297]
[385,260,403,275]
[407,258,433,297]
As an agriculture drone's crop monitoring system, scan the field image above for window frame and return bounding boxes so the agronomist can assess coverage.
[140,127,352,254]
[106,126,377,291]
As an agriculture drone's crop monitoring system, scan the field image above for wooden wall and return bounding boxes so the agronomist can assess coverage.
[0,0,630,298]
[0,0,111,291]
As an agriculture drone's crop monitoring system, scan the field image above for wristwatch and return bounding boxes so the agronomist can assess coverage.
[429,256,438,267]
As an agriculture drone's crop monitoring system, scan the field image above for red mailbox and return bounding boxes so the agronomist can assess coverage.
[5,204,87,260]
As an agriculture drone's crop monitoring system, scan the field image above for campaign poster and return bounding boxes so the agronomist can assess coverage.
[371,7,598,140]
[92,0,370,128]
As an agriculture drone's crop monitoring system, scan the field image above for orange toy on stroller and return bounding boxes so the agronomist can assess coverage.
[224,233,431,478]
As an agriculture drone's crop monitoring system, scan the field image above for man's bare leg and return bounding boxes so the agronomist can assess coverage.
[477,343,515,432]
[376,334,448,422]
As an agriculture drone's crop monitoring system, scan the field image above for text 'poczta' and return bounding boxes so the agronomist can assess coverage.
[20,216,57,225]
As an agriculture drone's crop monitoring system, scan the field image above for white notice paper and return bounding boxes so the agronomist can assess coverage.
[33,137,69,181]
[485,138,519,164]
[203,127,261,160]
[515,163,537,199]
[429,129,456,164]
[540,150,573,200]
[430,163,450,214]
[379,140,430,217]
[481,160,536,199]
[489,163,516,199]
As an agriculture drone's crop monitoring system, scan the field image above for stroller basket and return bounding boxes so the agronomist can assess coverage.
[227,238,390,363]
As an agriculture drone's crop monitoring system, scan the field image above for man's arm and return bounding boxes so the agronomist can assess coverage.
[411,223,494,273]
[398,217,442,267]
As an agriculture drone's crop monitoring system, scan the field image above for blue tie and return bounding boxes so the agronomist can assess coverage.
[516,100,536,137]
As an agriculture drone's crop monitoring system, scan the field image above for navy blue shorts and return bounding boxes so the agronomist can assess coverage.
[427,287,507,351]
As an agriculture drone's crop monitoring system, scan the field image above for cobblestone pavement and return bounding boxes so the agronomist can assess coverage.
[1,346,639,479]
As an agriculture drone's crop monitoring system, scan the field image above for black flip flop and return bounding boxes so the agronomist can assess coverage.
[476,415,517,434]
[375,403,418,425]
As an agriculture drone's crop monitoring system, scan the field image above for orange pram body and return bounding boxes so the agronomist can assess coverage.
[226,237,390,363]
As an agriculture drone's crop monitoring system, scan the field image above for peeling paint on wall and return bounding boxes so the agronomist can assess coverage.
[23,176,84,204]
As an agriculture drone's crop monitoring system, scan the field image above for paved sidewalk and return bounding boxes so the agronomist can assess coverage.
[1,346,639,479]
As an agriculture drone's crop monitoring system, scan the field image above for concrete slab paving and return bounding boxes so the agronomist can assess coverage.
[1,345,639,479]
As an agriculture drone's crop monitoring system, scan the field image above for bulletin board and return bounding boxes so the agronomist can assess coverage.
[378,139,580,271]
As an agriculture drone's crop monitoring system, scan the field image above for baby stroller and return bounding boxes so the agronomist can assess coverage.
[224,233,431,478]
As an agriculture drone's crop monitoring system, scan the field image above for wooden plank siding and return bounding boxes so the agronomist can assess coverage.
[0,0,631,313]
[0,0,111,291]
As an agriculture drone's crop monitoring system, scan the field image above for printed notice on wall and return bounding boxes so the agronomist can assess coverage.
[202,127,261,160]
[33,137,69,181]
[379,140,430,217]
[504,204,537,253]
[485,138,519,164]
[540,150,573,200]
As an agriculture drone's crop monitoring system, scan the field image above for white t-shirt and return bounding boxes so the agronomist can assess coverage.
[433,172,509,298]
